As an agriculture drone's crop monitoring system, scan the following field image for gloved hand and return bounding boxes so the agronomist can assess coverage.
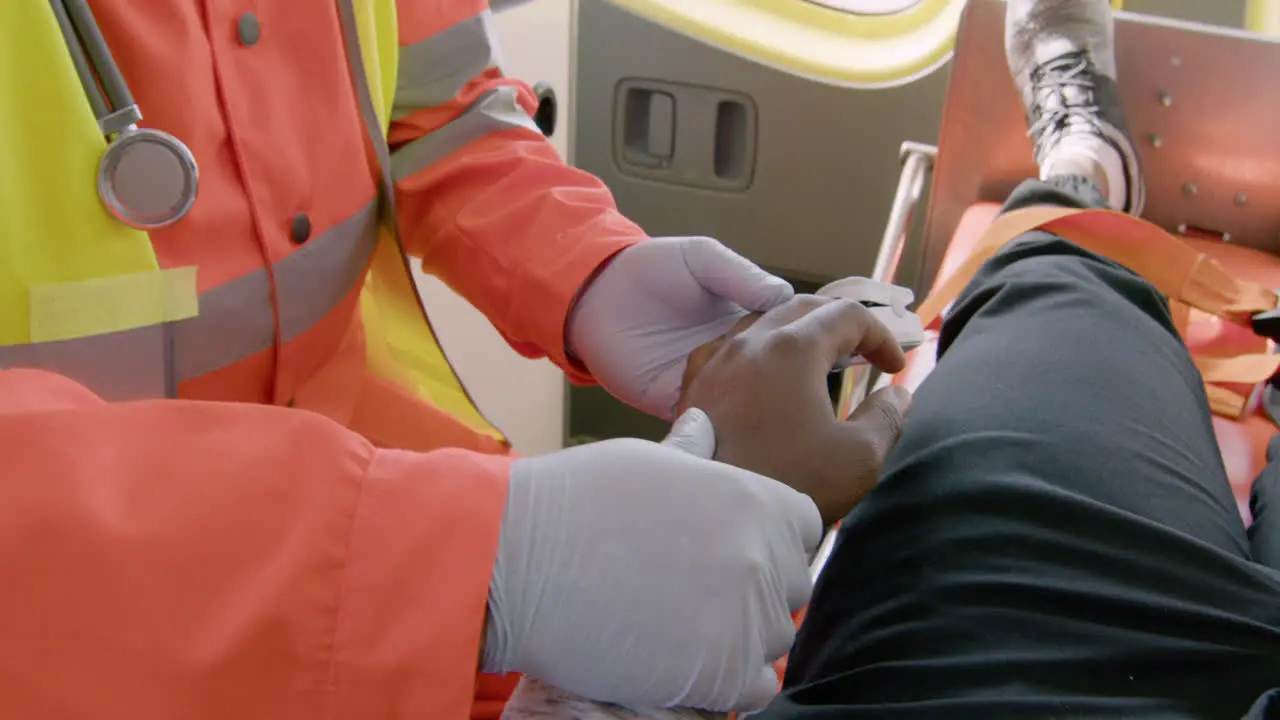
[483,410,822,712]
[567,237,794,420]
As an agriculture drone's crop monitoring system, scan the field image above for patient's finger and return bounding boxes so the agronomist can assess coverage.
[784,298,907,373]
[843,385,912,457]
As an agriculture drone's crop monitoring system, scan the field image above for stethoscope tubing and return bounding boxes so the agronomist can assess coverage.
[50,0,111,120]
[61,0,136,116]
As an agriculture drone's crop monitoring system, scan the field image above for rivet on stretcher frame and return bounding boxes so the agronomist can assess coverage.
[1182,182,1198,196]
[1159,92,1173,107]
[1149,134,1163,148]
[1235,193,1250,206]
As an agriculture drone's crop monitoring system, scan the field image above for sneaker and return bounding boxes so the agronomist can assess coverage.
[1005,0,1146,215]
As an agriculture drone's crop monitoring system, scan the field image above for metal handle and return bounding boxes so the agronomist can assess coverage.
[810,140,937,581]
[832,141,936,421]
[872,142,938,284]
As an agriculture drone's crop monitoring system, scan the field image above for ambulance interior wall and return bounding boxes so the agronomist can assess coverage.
[409,0,1252,455]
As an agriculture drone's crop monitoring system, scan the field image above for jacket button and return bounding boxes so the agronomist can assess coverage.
[237,14,261,46]
[290,213,312,244]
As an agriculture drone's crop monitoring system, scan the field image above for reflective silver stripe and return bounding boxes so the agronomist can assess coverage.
[390,86,540,181]
[393,10,502,118]
[0,325,170,401]
[174,200,378,380]
[0,200,379,399]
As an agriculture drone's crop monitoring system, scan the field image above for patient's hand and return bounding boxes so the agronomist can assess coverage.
[677,295,912,526]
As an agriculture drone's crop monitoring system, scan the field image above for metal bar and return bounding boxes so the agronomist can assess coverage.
[811,140,936,582]
[873,142,937,282]
[832,141,936,421]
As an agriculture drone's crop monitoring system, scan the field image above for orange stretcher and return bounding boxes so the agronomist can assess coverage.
[827,0,1280,562]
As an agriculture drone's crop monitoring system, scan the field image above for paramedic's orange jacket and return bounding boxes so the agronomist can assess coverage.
[0,1,643,718]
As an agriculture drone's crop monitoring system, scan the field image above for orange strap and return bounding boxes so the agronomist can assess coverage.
[1195,354,1280,418]
[916,206,1280,420]
[1204,384,1254,420]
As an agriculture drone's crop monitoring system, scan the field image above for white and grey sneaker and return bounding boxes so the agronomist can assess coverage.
[1006,0,1146,215]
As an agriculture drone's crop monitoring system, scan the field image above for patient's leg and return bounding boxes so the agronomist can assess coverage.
[757,1,1280,718]
[765,185,1280,720]
[1249,436,1280,568]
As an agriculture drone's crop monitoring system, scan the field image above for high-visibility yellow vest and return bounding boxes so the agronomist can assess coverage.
[0,0,505,444]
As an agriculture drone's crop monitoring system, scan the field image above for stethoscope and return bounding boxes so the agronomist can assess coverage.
[50,0,198,229]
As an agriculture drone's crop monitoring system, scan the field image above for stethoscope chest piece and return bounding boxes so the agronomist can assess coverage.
[98,127,199,230]
[54,0,199,230]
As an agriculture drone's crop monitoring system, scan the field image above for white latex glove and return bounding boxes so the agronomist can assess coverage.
[567,237,794,420]
[484,409,822,712]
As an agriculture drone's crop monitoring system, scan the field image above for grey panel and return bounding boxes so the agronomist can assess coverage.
[1122,0,1247,28]
[574,0,950,287]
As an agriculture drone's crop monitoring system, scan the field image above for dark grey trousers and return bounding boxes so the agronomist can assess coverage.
[758,178,1280,719]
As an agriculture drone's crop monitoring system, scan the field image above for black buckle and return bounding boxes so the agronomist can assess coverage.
[1252,308,1280,344]
[1251,307,1280,425]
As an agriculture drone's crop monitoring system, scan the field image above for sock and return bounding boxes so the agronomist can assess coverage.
[1040,133,1125,210]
